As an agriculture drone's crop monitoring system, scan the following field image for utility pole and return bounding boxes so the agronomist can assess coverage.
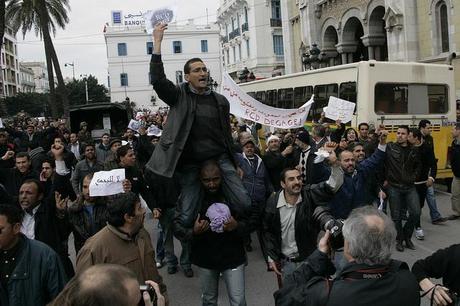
[65,62,75,79]
[80,74,89,104]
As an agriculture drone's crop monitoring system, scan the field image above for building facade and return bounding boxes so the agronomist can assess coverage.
[104,12,222,111]
[281,0,460,98]
[1,26,20,98]
[217,0,285,81]
[21,62,50,93]
[19,64,36,93]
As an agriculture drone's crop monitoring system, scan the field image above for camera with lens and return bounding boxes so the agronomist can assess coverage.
[313,206,344,250]
[138,284,157,306]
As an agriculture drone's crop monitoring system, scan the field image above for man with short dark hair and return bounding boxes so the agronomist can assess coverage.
[0,152,39,202]
[96,133,111,164]
[0,204,67,306]
[147,23,250,233]
[385,126,422,252]
[76,192,167,298]
[264,145,343,281]
[275,206,420,306]
[449,123,460,220]
[68,133,83,160]
[263,134,290,191]
[71,143,104,196]
[311,125,327,149]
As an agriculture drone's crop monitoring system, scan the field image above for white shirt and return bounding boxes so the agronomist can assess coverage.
[277,190,302,258]
[70,142,81,159]
[20,205,40,239]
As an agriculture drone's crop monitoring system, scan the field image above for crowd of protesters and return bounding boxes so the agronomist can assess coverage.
[0,22,459,306]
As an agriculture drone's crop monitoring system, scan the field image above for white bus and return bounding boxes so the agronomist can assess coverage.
[239,60,456,178]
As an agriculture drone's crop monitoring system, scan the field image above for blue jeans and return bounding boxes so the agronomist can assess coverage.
[199,264,246,306]
[280,259,303,282]
[176,155,251,228]
[388,185,420,241]
[426,186,443,221]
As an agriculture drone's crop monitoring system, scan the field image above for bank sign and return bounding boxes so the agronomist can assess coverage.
[112,11,146,26]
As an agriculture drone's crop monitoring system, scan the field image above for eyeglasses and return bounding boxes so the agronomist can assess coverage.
[190,67,208,73]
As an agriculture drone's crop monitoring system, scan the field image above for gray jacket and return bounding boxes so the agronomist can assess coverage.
[145,54,235,178]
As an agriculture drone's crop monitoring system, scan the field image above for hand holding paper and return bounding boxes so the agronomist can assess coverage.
[89,169,126,197]
[324,96,356,123]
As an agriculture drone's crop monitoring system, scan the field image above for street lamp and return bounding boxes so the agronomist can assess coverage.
[302,44,328,70]
[65,62,75,79]
[80,74,89,104]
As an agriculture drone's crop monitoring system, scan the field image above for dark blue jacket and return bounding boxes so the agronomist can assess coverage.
[0,236,67,306]
[314,148,385,219]
[451,140,460,178]
[235,153,273,203]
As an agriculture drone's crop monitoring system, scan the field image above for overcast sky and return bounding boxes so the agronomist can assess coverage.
[17,0,219,86]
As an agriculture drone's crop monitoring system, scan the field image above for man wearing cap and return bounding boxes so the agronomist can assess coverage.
[146,23,251,230]
[263,134,293,191]
[78,122,91,144]
[235,138,273,254]
[104,138,122,170]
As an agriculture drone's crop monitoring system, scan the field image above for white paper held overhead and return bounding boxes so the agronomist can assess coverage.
[89,169,125,197]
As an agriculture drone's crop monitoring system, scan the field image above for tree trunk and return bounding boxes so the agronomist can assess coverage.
[35,0,58,118]
[49,37,70,118]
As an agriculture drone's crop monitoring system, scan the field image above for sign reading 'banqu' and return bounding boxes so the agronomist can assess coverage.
[111,10,146,26]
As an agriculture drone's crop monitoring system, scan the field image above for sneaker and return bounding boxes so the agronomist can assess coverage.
[396,240,404,252]
[405,238,416,250]
[415,228,425,240]
[432,217,448,225]
[156,260,164,269]
[183,268,194,278]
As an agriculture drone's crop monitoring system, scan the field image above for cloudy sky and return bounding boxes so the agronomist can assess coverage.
[17,0,220,86]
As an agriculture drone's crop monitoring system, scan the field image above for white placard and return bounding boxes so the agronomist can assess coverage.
[221,72,313,129]
[147,125,162,137]
[143,6,177,34]
[324,96,356,123]
[128,119,141,132]
[89,169,125,197]
[103,116,111,130]
[135,112,145,120]
[0,118,3,128]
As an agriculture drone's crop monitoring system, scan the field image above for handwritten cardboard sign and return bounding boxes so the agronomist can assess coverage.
[89,169,125,197]
[143,7,176,34]
[324,96,356,123]
[147,125,162,137]
[128,119,141,132]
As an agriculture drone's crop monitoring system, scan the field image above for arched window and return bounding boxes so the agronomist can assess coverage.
[436,1,450,53]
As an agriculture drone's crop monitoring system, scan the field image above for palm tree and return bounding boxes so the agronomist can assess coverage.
[6,0,71,118]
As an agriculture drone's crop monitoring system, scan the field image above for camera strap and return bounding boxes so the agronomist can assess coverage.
[341,266,391,280]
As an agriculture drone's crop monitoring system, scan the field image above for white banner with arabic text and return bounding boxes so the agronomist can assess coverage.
[220,73,313,129]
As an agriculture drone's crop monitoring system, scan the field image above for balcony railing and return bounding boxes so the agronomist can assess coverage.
[270,18,282,27]
[229,28,241,40]
[241,22,249,32]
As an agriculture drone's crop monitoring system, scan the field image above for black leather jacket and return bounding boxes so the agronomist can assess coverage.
[385,142,421,188]
[263,182,335,263]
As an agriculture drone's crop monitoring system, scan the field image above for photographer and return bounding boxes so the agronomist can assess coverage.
[275,206,420,306]
[412,244,460,306]
[263,142,343,282]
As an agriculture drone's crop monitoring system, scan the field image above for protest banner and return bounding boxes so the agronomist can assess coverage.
[89,169,125,197]
[220,72,313,129]
[143,6,177,34]
[324,96,356,123]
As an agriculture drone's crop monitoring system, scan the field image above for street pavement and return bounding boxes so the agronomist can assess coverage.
[69,189,460,306]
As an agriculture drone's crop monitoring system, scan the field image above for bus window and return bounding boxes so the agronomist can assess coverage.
[428,85,448,114]
[293,86,313,108]
[247,92,256,98]
[267,90,278,107]
[339,82,357,104]
[255,91,267,104]
[374,83,448,115]
[313,84,338,121]
[278,88,294,109]
[375,83,408,114]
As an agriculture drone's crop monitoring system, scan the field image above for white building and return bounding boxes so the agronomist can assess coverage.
[1,26,20,98]
[104,12,222,111]
[21,62,50,93]
[216,0,285,81]
[19,64,35,93]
